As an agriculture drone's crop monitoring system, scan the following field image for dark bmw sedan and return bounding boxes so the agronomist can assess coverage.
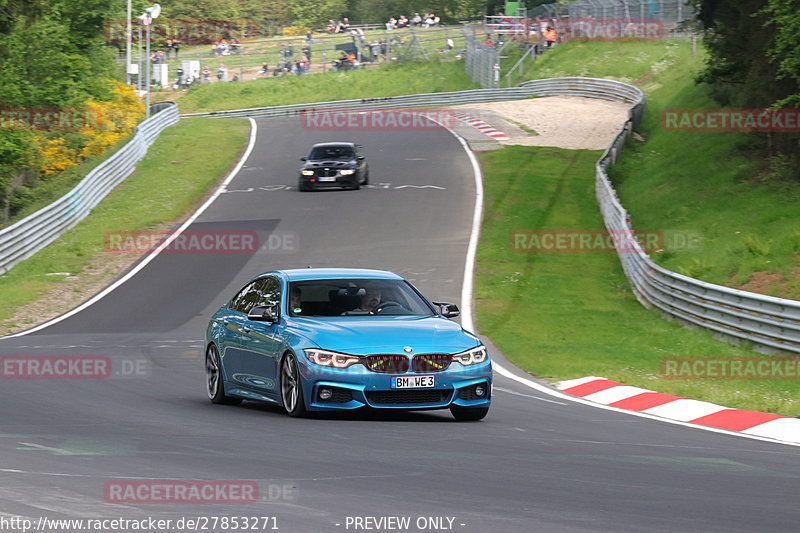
[298,142,369,191]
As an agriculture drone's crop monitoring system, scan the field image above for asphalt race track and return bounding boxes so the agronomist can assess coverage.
[0,115,799,533]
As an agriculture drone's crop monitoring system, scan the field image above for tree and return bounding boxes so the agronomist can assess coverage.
[286,0,348,29]
[692,0,800,179]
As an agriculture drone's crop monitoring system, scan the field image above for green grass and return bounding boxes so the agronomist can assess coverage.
[605,47,800,299]
[475,146,800,417]
[0,118,249,328]
[523,38,695,87]
[176,59,478,113]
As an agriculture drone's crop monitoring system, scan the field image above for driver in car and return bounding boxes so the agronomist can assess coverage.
[358,287,382,313]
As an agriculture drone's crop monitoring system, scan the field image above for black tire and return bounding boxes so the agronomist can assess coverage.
[280,353,307,417]
[298,181,312,192]
[450,405,489,421]
[206,343,242,405]
[362,170,369,186]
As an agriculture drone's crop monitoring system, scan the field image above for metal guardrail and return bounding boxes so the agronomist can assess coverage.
[184,76,800,353]
[0,103,179,275]
[181,77,644,119]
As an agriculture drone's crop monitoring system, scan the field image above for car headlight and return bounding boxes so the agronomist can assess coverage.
[339,169,355,175]
[301,170,315,176]
[305,349,362,369]
[452,346,488,366]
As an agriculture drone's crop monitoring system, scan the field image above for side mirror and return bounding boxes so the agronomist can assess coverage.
[248,305,278,322]
[300,157,307,161]
[432,302,460,318]
[357,156,365,160]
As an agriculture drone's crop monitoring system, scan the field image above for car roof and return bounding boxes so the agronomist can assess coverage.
[310,142,356,148]
[260,268,404,282]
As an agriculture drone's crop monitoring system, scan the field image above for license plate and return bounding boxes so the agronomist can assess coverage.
[318,176,336,182]
[391,375,435,388]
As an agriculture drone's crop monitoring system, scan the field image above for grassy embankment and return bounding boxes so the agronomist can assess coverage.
[476,39,800,416]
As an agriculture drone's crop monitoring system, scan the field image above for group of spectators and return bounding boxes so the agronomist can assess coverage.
[257,42,312,76]
[326,18,351,33]
[386,12,440,29]
[211,38,242,56]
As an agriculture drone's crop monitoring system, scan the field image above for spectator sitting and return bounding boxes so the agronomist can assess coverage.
[386,17,396,30]
[326,20,337,33]
[230,38,241,53]
[411,13,422,26]
[339,18,350,33]
[397,15,409,28]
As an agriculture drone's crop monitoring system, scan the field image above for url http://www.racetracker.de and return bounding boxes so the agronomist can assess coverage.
[0,516,280,532]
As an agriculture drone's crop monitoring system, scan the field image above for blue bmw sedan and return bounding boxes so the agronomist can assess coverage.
[205,268,492,420]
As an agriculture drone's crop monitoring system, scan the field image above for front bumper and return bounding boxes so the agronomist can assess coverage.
[299,173,359,188]
[298,357,492,411]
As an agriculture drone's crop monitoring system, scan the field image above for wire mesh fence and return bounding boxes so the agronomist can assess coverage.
[525,0,696,28]
[118,26,465,92]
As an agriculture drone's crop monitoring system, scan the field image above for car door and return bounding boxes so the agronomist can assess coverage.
[237,276,283,396]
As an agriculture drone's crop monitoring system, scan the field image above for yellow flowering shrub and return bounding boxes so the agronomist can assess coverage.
[79,81,145,158]
[32,136,79,175]
[30,80,145,175]
[282,25,310,37]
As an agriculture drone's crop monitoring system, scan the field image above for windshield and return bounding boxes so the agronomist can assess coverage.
[288,278,434,317]
[308,145,355,161]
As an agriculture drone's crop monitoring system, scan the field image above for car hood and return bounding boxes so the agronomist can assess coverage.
[301,160,356,169]
[287,315,479,354]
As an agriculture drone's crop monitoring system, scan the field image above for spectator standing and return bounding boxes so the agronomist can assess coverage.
[217,64,227,81]
[545,26,557,48]
[202,66,211,82]
[172,39,180,58]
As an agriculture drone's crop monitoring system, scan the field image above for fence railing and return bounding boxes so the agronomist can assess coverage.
[184,77,800,354]
[0,103,179,275]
